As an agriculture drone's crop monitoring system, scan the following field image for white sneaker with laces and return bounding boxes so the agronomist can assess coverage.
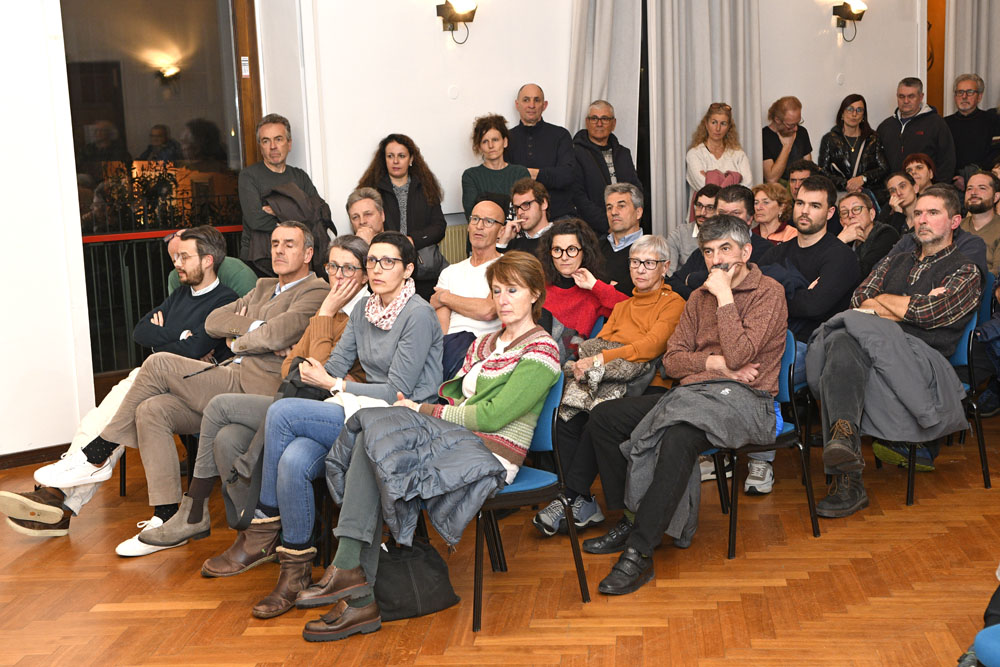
[115,516,188,557]
[34,449,113,489]
[744,460,774,495]
[699,455,733,482]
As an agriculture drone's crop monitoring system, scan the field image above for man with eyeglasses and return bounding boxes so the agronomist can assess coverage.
[431,198,505,380]
[497,178,553,256]
[667,184,719,277]
[762,96,812,183]
[505,83,577,220]
[876,77,956,183]
[600,183,646,295]
[571,100,644,235]
[836,192,899,277]
[945,74,1000,191]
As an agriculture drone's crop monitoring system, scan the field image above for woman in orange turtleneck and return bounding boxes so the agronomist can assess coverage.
[533,234,686,537]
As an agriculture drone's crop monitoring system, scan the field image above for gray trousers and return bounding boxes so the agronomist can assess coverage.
[332,443,384,587]
[194,393,275,479]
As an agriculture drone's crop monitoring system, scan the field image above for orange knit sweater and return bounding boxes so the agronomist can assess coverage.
[598,285,686,387]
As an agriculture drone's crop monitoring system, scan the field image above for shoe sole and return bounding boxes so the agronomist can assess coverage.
[252,603,296,619]
[116,538,188,557]
[0,491,66,523]
[872,443,935,472]
[138,528,210,547]
[598,566,655,595]
[744,480,774,496]
[6,517,68,537]
[303,617,382,642]
[201,554,278,578]
[531,515,560,537]
[295,583,369,610]
[823,442,865,472]
[816,495,870,519]
[555,512,607,535]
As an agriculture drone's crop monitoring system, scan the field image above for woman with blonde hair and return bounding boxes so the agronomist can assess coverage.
[685,103,753,222]
[752,183,796,244]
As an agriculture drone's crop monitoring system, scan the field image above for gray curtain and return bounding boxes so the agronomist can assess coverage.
[647,0,762,237]
[944,0,1000,115]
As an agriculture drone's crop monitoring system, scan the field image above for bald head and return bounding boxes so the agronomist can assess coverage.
[468,199,505,250]
[515,83,547,126]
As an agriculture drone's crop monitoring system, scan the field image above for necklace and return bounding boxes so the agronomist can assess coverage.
[844,133,860,152]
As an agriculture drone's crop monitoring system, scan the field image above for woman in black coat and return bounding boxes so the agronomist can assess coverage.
[358,133,447,298]
[818,94,890,206]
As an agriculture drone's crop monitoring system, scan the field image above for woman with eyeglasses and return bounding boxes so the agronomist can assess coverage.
[533,234,685,536]
[357,134,446,299]
[181,231,442,620]
[537,218,627,338]
[461,114,530,220]
[818,94,889,205]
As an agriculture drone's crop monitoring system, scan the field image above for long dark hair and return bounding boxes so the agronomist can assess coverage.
[536,218,606,285]
[357,133,443,206]
[835,93,874,139]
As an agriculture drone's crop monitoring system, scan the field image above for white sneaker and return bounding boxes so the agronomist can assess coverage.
[34,449,113,489]
[744,460,774,495]
[699,455,733,482]
[115,516,188,557]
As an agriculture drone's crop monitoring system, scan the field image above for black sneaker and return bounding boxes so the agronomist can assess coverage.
[816,472,869,518]
[597,546,654,595]
[582,516,633,554]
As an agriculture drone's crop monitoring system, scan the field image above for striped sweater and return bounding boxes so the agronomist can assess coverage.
[419,326,560,466]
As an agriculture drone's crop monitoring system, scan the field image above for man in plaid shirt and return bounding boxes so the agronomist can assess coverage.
[811,184,981,518]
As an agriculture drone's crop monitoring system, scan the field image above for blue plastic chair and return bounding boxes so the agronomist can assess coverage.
[707,330,820,558]
[974,624,1000,667]
[471,373,590,631]
[589,316,606,339]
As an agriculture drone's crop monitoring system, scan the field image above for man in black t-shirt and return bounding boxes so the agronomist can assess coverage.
[763,96,813,183]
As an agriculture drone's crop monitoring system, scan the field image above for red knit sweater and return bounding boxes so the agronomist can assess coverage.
[545,280,628,336]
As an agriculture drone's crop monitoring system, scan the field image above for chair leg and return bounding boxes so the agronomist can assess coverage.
[713,451,729,515]
[483,516,502,573]
[487,511,507,572]
[119,448,127,497]
[472,512,485,632]
[971,405,992,489]
[727,453,740,559]
[874,454,882,470]
[801,438,810,486]
[559,495,591,603]
[798,444,820,538]
[906,444,917,506]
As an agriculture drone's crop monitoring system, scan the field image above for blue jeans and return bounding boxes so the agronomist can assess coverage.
[261,398,346,546]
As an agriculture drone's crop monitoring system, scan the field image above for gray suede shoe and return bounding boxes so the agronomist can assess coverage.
[138,495,210,546]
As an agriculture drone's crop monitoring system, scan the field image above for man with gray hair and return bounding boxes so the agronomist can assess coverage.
[572,100,644,235]
[599,182,645,295]
[239,113,320,276]
[876,77,956,182]
[945,73,1000,190]
[345,187,385,245]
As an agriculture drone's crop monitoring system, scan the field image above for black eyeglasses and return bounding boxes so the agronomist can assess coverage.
[550,246,581,258]
[513,199,537,212]
[839,205,867,218]
[366,255,402,270]
[628,258,667,271]
[955,89,981,98]
[325,262,361,277]
[586,115,615,124]
[469,214,502,228]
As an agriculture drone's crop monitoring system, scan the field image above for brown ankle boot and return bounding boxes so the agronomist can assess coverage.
[295,562,368,609]
[252,546,316,619]
[201,516,280,578]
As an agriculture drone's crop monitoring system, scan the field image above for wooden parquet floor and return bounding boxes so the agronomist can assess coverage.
[1,429,998,666]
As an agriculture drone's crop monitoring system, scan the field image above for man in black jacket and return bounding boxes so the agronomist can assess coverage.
[505,83,577,220]
[876,77,956,183]
[945,73,1000,190]
[571,100,644,235]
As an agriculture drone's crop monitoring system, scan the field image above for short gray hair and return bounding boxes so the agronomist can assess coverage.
[345,187,383,216]
[697,215,751,248]
[588,99,615,116]
[954,73,985,94]
[605,182,643,209]
[629,234,669,261]
[329,234,369,271]
[276,220,313,250]
[898,77,924,93]
[256,113,291,142]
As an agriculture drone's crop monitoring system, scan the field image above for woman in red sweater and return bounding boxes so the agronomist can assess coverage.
[537,218,627,337]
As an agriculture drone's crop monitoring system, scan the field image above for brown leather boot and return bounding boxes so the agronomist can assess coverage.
[201,516,280,578]
[251,546,316,619]
[302,599,381,642]
[295,563,368,609]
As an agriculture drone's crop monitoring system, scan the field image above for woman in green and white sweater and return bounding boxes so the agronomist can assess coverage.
[296,251,560,642]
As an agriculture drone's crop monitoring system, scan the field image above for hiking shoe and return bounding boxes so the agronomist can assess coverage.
[872,441,935,472]
[532,498,567,537]
[744,460,774,495]
[0,486,67,524]
[977,387,1000,418]
[822,419,864,472]
[816,472,869,518]
[6,510,71,537]
[565,494,605,532]
[699,455,733,482]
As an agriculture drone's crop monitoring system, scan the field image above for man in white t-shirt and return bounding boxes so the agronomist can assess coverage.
[430,198,505,380]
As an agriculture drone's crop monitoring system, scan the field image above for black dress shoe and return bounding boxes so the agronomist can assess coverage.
[582,516,632,554]
[598,546,654,595]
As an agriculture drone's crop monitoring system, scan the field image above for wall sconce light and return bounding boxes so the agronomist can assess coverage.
[436,1,477,45]
[833,1,866,41]
[158,65,180,79]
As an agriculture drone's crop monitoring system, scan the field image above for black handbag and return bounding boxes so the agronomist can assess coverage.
[275,356,331,401]
[374,538,460,621]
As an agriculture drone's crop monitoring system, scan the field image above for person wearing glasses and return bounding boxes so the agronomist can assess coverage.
[135,235,371,554]
[572,100,643,235]
[947,74,1000,191]
[836,192,899,276]
[762,96,812,184]
[668,184,719,277]
[818,94,890,206]
[497,178,553,256]
[533,233,685,536]
[194,231,442,620]
[461,114,529,220]
[538,218,627,338]
[430,198,505,381]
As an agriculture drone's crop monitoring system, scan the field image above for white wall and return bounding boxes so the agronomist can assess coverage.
[260,0,573,225]
[758,0,926,149]
[0,1,95,455]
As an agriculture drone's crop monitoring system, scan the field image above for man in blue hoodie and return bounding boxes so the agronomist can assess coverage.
[876,77,956,183]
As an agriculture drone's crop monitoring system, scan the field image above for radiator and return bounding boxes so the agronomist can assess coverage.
[440,224,469,265]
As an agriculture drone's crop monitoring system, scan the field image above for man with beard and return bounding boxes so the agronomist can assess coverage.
[959,171,1000,274]
[667,184,718,276]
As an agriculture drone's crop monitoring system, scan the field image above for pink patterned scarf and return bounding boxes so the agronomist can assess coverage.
[365,278,416,330]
